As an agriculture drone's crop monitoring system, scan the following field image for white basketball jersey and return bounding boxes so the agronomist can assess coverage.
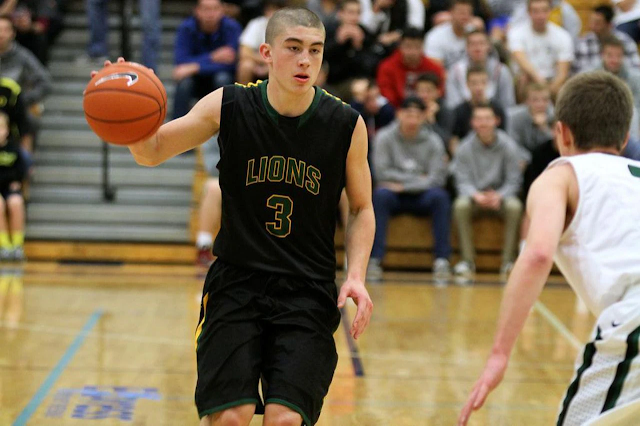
[549,153,640,316]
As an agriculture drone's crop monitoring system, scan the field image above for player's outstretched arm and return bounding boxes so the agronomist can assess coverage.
[458,164,575,426]
[128,88,222,166]
[337,116,375,340]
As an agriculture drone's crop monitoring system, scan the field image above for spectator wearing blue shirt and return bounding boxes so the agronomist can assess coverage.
[173,0,242,119]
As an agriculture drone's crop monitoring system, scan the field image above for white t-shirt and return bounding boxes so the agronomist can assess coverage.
[508,21,574,79]
[424,22,467,69]
[551,154,640,316]
[240,16,268,50]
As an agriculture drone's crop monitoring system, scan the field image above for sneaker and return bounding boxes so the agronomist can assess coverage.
[500,262,514,279]
[366,258,383,282]
[453,261,475,284]
[196,246,215,268]
[433,258,451,280]
[0,248,12,261]
[12,247,25,262]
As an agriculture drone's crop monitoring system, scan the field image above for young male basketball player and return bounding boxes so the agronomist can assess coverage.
[99,7,374,426]
[458,71,640,426]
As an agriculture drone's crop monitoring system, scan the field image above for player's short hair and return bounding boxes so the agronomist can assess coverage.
[466,64,488,81]
[265,7,325,45]
[416,72,440,88]
[593,5,615,23]
[600,35,624,52]
[555,71,633,151]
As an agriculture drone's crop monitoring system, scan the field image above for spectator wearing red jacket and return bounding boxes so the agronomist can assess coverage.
[376,27,445,108]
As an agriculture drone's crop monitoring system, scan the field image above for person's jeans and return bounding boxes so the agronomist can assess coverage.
[87,0,108,58]
[87,0,161,71]
[371,187,452,261]
[173,71,234,119]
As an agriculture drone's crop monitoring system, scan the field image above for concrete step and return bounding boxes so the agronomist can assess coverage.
[44,94,174,114]
[49,45,175,64]
[57,29,176,49]
[27,203,189,225]
[66,0,193,17]
[32,165,195,187]
[63,14,184,31]
[26,223,188,243]
[29,185,191,206]
[33,149,193,168]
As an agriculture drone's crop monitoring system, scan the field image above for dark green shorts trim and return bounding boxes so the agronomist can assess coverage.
[266,398,313,426]
[198,398,260,419]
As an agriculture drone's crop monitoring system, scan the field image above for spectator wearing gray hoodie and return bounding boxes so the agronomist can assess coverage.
[452,102,522,279]
[367,96,451,281]
[445,30,515,111]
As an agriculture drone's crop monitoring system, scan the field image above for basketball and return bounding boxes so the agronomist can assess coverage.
[83,61,167,145]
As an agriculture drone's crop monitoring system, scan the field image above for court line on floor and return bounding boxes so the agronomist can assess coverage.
[12,310,103,426]
[533,300,582,350]
[339,306,365,377]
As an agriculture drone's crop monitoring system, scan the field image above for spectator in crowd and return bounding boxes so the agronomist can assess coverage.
[424,0,484,70]
[368,96,451,281]
[612,0,640,42]
[236,0,286,85]
[350,79,395,143]
[172,0,241,119]
[508,0,573,100]
[450,65,506,155]
[79,0,161,71]
[360,0,425,37]
[594,35,640,113]
[195,135,221,267]
[377,27,445,108]
[0,77,31,167]
[414,72,452,153]
[445,29,515,110]
[306,0,339,25]
[452,103,522,279]
[425,0,491,32]
[324,0,381,97]
[12,3,47,65]
[574,4,640,74]
[0,111,25,261]
[506,83,554,164]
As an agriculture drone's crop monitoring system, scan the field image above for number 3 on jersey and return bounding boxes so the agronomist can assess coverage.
[266,195,293,238]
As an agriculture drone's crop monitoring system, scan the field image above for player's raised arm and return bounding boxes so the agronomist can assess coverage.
[337,115,375,340]
[128,88,222,166]
[458,163,574,426]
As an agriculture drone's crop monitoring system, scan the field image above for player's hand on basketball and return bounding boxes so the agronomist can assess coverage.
[90,57,126,78]
[337,279,373,340]
[458,353,508,426]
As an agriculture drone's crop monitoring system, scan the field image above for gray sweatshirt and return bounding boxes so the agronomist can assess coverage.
[453,129,522,198]
[0,42,52,105]
[373,121,448,193]
[506,105,554,163]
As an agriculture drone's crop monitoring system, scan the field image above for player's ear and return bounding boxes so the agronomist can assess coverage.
[555,121,573,154]
[620,132,630,153]
[259,43,273,64]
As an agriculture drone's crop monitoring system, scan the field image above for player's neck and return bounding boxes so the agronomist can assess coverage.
[266,80,316,117]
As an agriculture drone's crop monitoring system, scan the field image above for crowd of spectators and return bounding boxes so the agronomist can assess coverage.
[183,0,640,278]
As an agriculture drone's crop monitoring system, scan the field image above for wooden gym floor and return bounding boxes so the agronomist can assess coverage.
[1,262,593,425]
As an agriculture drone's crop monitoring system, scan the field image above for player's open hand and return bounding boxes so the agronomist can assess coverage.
[458,353,508,426]
[337,279,373,340]
[90,57,126,78]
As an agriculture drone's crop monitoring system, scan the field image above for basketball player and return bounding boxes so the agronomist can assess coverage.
[458,71,640,426]
[98,7,375,426]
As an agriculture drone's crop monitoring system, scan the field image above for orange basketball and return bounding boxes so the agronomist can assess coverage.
[83,62,167,145]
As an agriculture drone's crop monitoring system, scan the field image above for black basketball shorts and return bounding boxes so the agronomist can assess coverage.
[194,259,341,425]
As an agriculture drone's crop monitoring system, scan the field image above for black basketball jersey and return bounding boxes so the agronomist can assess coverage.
[213,80,360,281]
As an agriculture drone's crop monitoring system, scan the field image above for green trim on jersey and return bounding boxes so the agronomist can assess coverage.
[629,165,640,178]
[602,325,640,412]
[259,79,323,128]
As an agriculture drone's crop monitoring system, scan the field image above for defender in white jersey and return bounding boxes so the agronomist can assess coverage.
[458,70,640,426]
